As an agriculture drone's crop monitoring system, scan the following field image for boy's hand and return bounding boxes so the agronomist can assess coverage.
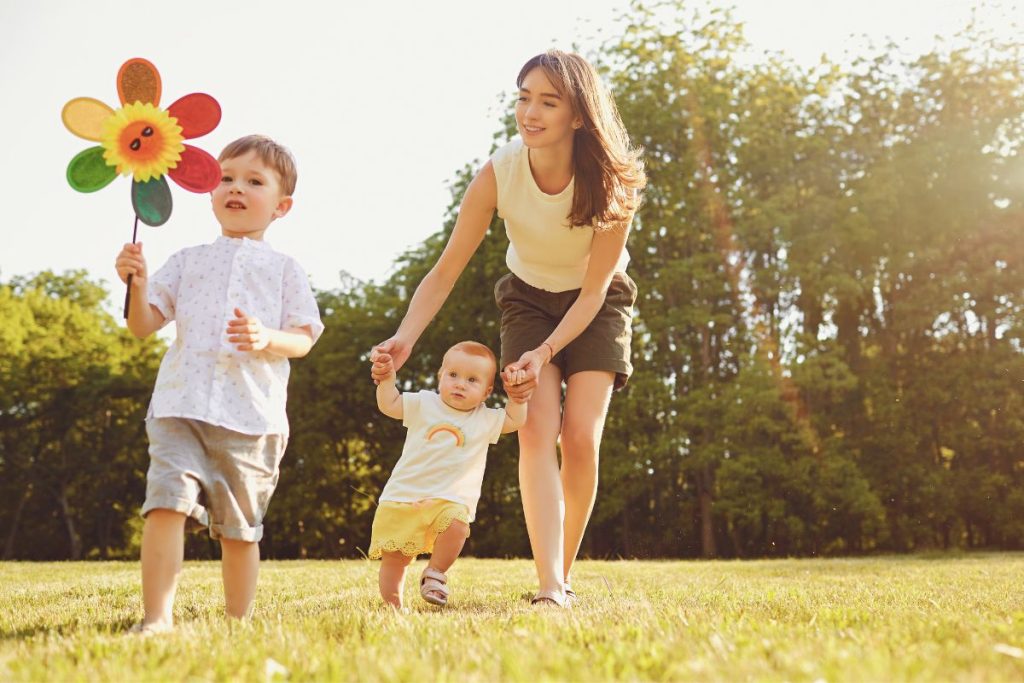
[371,351,397,382]
[115,242,148,287]
[227,308,270,351]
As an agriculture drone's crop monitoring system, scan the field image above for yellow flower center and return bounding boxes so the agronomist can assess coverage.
[100,102,185,183]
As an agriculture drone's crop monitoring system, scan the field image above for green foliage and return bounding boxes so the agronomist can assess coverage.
[0,272,161,560]
[4,2,1024,559]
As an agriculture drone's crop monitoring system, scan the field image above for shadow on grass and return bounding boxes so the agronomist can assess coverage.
[1,619,136,642]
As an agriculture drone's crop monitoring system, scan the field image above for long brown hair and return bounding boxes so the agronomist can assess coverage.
[517,50,646,231]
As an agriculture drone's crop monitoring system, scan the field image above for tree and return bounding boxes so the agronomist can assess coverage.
[0,271,160,559]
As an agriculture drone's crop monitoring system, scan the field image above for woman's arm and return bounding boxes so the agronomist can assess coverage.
[371,162,498,380]
[543,222,631,355]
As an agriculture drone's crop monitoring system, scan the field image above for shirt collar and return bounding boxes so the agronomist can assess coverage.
[215,235,272,250]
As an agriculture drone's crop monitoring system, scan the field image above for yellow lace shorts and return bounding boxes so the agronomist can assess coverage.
[368,499,470,559]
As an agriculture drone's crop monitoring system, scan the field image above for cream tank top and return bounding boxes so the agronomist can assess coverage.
[490,138,630,293]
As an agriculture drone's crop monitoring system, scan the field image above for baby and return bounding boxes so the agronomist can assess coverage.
[369,341,526,608]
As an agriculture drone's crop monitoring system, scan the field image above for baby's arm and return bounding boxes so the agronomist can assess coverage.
[500,396,528,434]
[374,353,404,420]
[227,308,313,358]
[115,243,165,338]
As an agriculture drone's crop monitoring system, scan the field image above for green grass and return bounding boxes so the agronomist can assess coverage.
[2,555,1023,681]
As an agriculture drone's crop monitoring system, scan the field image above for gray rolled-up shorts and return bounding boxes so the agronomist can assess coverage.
[495,271,638,390]
[142,417,287,542]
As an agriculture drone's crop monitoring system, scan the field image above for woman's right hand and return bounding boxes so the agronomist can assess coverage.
[370,337,412,384]
[368,162,498,385]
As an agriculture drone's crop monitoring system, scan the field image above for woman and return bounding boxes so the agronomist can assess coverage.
[371,50,645,606]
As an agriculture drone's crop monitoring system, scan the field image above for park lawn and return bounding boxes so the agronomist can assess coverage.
[1,555,1023,682]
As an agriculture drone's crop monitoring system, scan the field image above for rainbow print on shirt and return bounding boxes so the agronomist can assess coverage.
[426,423,466,447]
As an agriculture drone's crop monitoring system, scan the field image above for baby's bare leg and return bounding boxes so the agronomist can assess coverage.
[140,509,186,627]
[220,538,259,619]
[428,521,469,574]
[379,552,414,608]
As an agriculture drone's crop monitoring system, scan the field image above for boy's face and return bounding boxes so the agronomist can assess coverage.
[438,349,494,411]
[212,150,292,239]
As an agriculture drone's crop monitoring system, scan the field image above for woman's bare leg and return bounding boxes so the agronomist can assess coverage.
[517,363,566,597]
[560,371,614,583]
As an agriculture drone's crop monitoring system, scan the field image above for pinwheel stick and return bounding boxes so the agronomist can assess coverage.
[123,215,139,319]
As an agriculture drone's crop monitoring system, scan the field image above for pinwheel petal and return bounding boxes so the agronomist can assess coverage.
[62,97,115,141]
[168,145,221,193]
[67,146,117,192]
[117,58,161,106]
[167,93,221,139]
[132,176,172,226]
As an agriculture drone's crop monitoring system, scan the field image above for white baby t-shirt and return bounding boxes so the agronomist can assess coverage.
[379,390,506,522]
[146,236,324,435]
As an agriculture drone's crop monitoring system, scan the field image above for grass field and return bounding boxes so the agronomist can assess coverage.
[2,554,1023,681]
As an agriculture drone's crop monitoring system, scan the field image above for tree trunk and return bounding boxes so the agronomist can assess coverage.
[56,486,82,560]
[835,297,863,373]
[727,519,743,558]
[699,466,716,558]
[621,501,631,558]
[3,484,32,560]
[97,508,109,560]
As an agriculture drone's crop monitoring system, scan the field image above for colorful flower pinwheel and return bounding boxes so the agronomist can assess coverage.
[62,58,222,226]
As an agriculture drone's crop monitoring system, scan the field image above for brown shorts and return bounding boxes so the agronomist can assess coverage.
[494,271,637,390]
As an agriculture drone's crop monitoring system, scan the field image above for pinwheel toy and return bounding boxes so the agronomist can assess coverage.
[62,57,222,316]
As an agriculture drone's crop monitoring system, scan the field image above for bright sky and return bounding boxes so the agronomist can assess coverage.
[1,0,1019,299]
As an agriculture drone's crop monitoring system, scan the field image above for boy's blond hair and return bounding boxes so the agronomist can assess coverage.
[443,341,498,379]
[218,135,298,196]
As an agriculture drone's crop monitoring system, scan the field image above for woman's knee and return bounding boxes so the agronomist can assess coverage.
[518,416,560,453]
[559,422,601,462]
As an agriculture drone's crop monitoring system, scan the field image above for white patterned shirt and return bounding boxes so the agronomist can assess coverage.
[146,236,324,435]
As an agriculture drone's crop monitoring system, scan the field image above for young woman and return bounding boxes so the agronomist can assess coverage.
[371,50,645,606]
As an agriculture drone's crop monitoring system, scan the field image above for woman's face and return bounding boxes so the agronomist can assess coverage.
[515,67,580,149]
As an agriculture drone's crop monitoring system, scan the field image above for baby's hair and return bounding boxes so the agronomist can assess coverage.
[517,50,646,231]
[218,135,298,196]
[444,341,498,378]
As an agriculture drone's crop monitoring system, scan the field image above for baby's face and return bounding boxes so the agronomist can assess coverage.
[438,350,494,411]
